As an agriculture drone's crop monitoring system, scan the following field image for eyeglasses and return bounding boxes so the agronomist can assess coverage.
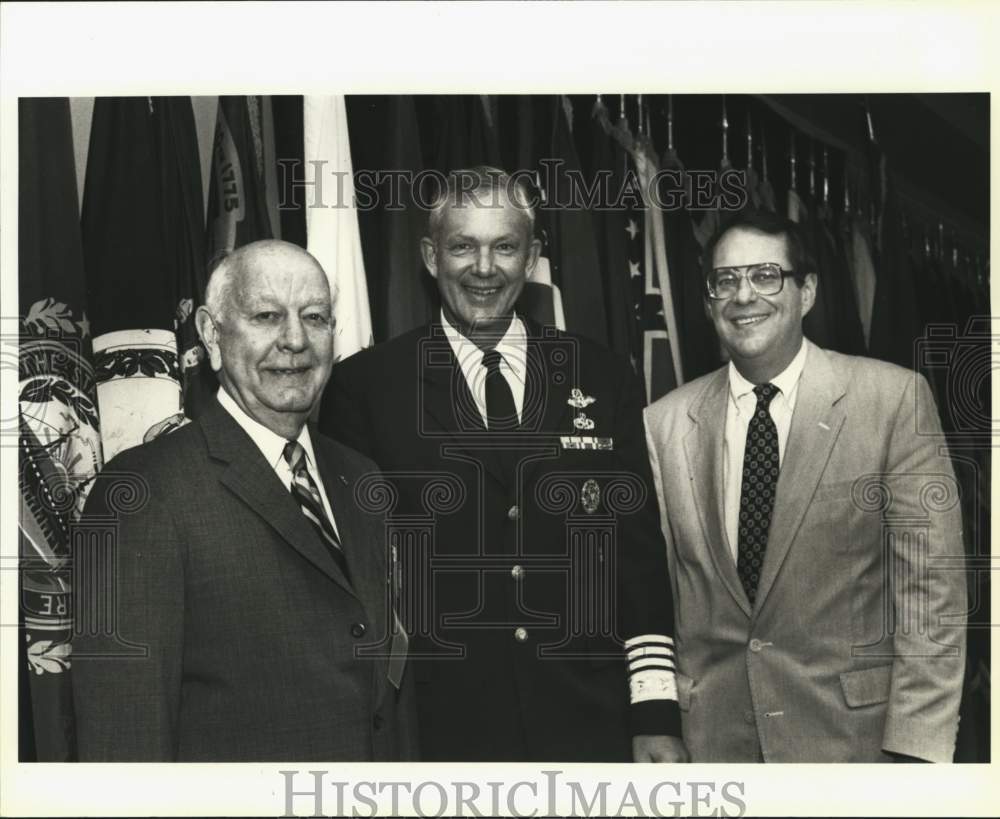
[705,263,797,300]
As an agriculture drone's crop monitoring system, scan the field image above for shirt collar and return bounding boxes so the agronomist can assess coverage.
[440,309,527,380]
[216,386,317,471]
[728,338,808,402]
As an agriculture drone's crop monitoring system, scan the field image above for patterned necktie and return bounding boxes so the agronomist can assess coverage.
[282,440,350,582]
[737,383,780,606]
[483,349,518,431]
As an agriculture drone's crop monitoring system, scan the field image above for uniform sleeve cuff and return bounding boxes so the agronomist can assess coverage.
[630,699,682,738]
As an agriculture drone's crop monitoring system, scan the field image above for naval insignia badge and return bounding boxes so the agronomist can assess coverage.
[568,387,596,409]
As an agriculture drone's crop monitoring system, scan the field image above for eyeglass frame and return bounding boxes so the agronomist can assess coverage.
[704,262,800,300]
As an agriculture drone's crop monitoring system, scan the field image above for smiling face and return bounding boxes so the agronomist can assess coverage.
[706,226,816,382]
[421,192,541,340]
[197,242,335,439]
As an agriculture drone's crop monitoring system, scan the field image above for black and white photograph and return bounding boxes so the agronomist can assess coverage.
[1,2,996,817]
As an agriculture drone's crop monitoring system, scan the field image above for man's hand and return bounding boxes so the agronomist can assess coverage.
[633,734,690,762]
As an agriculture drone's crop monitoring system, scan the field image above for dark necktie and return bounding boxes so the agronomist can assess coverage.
[283,440,350,582]
[737,383,780,606]
[482,349,518,431]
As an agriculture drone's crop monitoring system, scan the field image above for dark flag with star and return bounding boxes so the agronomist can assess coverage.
[82,97,207,457]
[612,107,684,402]
[625,177,681,402]
[18,97,104,761]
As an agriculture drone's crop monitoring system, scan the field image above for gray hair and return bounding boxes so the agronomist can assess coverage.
[426,165,537,240]
[204,253,235,322]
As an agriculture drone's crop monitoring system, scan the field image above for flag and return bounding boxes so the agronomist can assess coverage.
[271,95,307,249]
[543,96,608,345]
[867,155,923,370]
[508,96,565,331]
[815,199,866,355]
[82,97,207,455]
[599,107,680,402]
[303,95,373,362]
[589,96,635,361]
[18,98,103,760]
[346,95,436,342]
[848,207,878,348]
[658,132,723,381]
[206,96,274,267]
[634,117,684,390]
[422,95,501,174]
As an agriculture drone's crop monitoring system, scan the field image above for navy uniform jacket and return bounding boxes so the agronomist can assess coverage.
[319,320,679,761]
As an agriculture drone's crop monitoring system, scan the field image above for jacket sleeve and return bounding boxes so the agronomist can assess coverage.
[72,462,184,761]
[880,372,966,762]
[613,368,681,738]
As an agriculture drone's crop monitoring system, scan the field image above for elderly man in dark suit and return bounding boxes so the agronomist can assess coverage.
[72,239,415,761]
[320,167,684,763]
[644,210,966,762]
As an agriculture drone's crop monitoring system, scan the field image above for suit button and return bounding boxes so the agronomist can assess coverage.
[511,564,524,580]
[351,622,367,638]
[749,638,764,652]
[744,710,755,724]
[514,627,528,642]
[507,505,520,520]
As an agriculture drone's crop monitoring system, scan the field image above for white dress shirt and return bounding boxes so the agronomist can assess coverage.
[440,309,528,425]
[217,386,340,538]
[722,340,808,560]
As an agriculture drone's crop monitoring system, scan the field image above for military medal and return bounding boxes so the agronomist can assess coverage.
[581,479,601,514]
[561,385,613,450]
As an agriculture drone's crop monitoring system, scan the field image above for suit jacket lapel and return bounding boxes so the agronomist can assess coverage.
[200,400,355,597]
[312,435,381,626]
[753,342,847,612]
[684,368,753,618]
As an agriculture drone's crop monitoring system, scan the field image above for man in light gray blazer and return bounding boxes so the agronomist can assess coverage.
[644,210,966,762]
[73,240,416,761]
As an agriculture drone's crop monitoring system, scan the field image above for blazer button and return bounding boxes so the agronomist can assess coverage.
[749,638,763,653]
[351,622,367,638]
[514,627,528,642]
[511,564,524,580]
[507,505,520,520]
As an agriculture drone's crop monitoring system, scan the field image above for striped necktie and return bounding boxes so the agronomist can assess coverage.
[283,440,350,582]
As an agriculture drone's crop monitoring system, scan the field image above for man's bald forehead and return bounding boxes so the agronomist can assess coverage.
[232,239,322,274]
[206,240,329,318]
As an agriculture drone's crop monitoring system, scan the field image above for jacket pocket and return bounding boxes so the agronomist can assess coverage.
[675,672,694,711]
[839,665,892,707]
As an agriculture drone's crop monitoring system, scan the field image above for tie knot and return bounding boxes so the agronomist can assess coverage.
[482,349,504,374]
[753,382,779,408]
[283,439,306,473]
